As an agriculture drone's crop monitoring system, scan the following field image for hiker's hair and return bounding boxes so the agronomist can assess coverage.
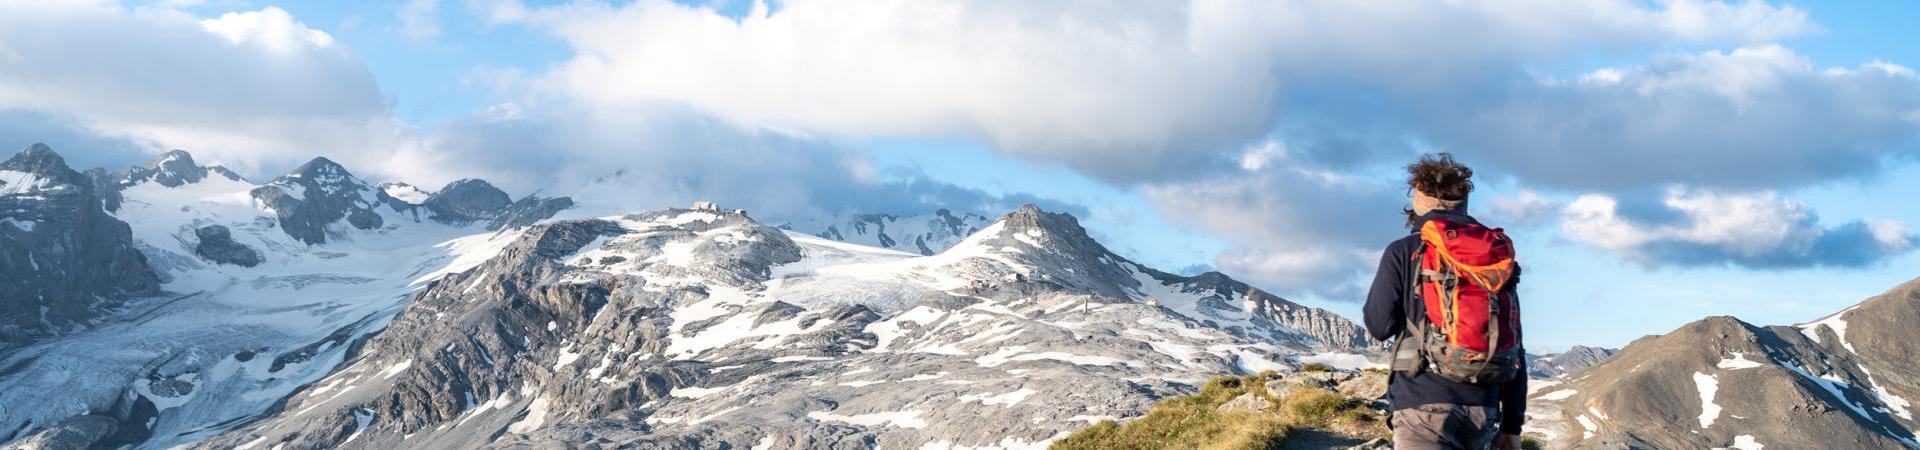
[1406,153,1474,201]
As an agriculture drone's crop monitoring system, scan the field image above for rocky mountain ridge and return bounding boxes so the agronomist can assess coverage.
[192,204,1375,449]
[1524,277,1920,449]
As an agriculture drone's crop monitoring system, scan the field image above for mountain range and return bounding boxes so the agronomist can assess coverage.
[0,143,1375,449]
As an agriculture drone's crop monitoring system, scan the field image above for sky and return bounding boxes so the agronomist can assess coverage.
[1,0,1917,352]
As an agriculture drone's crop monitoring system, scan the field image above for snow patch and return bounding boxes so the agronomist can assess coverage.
[807,410,927,429]
[1716,352,1765,370]
[1694,371,1720,428]
[505,397,550,434]
[1297,352,1384,371]
[1536,389,1578,401]
[1715,435,1765,450]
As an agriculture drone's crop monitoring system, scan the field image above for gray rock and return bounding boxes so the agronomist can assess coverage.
[193,224,262,267]
[423,178,513,225]
[0,143,160,347]
[1217,392,1269,414]
[1526,279,1920,449]
[248,157,384,244]
[487,195,574,230]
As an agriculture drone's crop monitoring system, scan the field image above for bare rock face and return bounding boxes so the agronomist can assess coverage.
[1525,278,1920,449]
[193,225,262,267]
[488,195,574,230]
[0,143,159,347]
[249,157,384,245]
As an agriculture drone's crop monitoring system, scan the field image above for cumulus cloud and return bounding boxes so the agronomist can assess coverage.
[476,0,1815,183]
[1143,140,1407,299]
[427,98,1084,224]
[0,1,426,178]
[1560,188,1916,268]
[1422,45,1920,190]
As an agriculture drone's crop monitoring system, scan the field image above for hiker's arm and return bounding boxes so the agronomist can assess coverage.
[1500,266,1527,435]
[1501,361,1526,434]
[1362,241,1406,341]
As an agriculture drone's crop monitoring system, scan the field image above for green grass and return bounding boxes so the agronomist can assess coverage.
[1050,374,1289,450]
[1051,373,1383,450]
[1299,363,1334,373]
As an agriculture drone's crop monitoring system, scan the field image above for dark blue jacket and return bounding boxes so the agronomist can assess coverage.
[1364,210,1527,434]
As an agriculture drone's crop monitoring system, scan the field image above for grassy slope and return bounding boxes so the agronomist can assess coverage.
[1051,368,1546,450]
[1050,371,1381,450]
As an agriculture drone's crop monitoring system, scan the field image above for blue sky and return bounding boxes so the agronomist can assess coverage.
[3,0,1918,352]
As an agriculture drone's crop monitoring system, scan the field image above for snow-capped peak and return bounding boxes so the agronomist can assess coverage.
[789,208,991,256]
[377,181,431,206]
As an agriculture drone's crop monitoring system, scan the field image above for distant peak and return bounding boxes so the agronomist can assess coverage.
[155,149,194,163]
[7,142,65,167]
[286,156,357,182]
[145,149,199,170]
[439,178,500,192]
[2,143,82,181]
[1001,204,1079,233]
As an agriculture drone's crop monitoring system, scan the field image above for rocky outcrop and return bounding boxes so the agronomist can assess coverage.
[1528,345,1616,378]
[0,143,160,347]
[1525,278,1920,449]
[193,225,262,267]
[487,195,573,230]
[249,157,384,245]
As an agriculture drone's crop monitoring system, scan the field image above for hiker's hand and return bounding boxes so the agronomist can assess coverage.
[1492,433,1521,450]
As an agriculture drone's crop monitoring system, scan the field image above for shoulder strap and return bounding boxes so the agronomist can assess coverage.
[1390,241,1429,376]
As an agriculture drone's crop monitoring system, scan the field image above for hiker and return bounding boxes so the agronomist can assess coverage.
[1363,153,1526,450]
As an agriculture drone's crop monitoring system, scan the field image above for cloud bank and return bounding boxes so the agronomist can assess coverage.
[1562,188,1915,268]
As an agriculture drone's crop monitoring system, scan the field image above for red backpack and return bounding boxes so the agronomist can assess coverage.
[1392,217,1523,384]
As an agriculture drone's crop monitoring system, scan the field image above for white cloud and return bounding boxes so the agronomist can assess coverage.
[484,0,1813,182]
[1143,140,1405,298]
[1559,188,1916,268]
[1421,44,1920,190]
[0,2,414,178]
[199,7,337,51]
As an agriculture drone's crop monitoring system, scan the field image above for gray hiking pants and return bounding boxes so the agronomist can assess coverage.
[1390,403,1500,450]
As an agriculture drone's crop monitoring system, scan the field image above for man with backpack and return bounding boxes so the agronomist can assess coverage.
[1364,153,1526,450]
